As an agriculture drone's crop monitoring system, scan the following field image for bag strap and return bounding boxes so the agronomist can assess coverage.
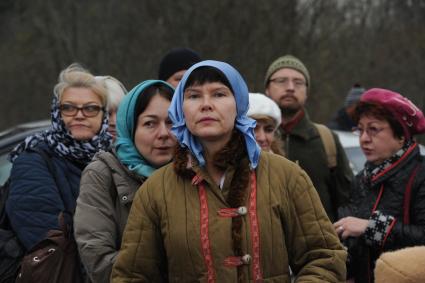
[314,123,337,168]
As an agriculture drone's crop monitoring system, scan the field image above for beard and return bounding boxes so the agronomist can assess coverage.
[279,103,302,117]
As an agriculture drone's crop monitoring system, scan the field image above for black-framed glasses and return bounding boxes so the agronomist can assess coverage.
[59,104,104,117]
[269,77,306,88]
[352,126,387,137]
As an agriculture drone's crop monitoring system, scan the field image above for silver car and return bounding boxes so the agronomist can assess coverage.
[0,120,50,184]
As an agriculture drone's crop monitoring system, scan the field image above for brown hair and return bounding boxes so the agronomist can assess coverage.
[353,101,404,139]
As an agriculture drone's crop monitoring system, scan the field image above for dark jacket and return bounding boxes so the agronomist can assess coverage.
[327,107,356,131]
[6,142,84,250]
[341,144,425,283]
[74,151,145,283]
[280,111,353,221]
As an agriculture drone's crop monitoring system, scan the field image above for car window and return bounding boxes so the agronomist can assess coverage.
[0,120,50,185]
[344,147,366,175]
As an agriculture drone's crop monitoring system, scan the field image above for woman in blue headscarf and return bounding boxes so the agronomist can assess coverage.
[112,61,347,282]
[74,80,176,282]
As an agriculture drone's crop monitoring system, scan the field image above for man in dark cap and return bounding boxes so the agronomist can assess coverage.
[158,47,201,88]
[328,84,366,131]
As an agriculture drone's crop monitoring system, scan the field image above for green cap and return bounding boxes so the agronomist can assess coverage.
[264,55,310,89]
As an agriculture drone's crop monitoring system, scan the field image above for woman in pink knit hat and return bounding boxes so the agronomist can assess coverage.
[333,88,425,283]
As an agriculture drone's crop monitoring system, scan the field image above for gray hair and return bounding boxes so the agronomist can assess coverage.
[95,76,127,110]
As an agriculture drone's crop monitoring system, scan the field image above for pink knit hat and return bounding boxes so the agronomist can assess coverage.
[360,88,425,138]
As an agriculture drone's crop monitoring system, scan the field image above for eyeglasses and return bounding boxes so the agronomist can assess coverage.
[269,77,306,88]
[352,126,387,137]
[59,104,104,117]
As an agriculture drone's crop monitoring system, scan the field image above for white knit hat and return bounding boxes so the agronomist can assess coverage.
[247,92,282,128]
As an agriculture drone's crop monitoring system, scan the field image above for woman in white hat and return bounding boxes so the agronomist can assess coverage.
[247,92,283,155]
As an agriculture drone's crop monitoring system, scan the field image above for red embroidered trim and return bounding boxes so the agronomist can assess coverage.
[217,208,239,218]
[371,184,384,213]
[223,255,251,267]
[381,218,397,249]
[223,256,243,267]
[249,171,263,281]
[198,185,215,283]
[197,171,263,282]
[192,174,204,185]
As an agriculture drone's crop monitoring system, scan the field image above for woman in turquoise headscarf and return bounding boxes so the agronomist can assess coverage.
[73,80,176,283]
[112,60,347,282]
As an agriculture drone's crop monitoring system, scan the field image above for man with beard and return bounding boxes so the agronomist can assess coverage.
[264,55,352,222]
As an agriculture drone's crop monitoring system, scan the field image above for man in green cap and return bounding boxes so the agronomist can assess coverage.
[264,54,353,222]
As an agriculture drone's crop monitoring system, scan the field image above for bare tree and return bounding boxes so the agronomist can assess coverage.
[0,0,424,144]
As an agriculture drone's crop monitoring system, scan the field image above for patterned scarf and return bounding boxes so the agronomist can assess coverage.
[9,96,112,165]
[363,139,413,180]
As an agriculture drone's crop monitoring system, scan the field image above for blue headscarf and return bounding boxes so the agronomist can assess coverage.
[168,60,260,169]
[115,80,174,177]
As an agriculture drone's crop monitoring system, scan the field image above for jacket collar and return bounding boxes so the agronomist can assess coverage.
[366,143,420,187]
[281,109,304,133]
[280,110,318,140]
[94,150,146,183]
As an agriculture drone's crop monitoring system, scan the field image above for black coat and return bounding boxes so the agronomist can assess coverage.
[340,144,425,283]
[281,112,353,222]
[6,142,84,250]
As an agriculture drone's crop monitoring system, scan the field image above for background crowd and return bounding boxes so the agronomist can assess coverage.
[1,1,425,147]
[2,46,425,283]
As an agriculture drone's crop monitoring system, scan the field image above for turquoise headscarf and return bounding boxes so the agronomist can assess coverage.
[168,60,261,169]
[116,80,174,177]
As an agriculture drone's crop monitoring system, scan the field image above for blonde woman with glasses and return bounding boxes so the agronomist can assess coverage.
[6,63,111,282]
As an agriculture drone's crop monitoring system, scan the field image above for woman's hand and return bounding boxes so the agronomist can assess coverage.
[333,217,369,240]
